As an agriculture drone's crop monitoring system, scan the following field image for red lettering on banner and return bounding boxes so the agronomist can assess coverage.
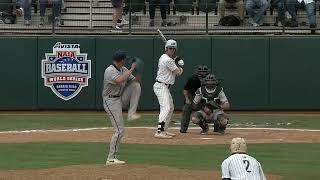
[57,51,75,58]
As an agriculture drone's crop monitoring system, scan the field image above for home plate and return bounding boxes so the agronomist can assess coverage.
[192,137,216,140]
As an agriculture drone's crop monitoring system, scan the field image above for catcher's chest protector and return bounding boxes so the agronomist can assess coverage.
[200,86,222,103]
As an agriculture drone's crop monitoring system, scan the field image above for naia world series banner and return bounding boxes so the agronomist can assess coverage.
[41,42,92,101]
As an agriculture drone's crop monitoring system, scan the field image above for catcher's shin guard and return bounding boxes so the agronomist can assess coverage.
[198,118,208,130]
[214,114,228,133]
[191,112,208,130]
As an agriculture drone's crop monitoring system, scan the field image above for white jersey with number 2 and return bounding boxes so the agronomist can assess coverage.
[221,153,266,180]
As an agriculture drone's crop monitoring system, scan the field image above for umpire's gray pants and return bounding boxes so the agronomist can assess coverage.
[103,97,124,160]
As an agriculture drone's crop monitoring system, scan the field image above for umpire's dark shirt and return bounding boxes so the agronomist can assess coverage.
[184,74,202,96]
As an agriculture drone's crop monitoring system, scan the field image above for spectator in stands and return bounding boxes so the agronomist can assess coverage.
[0,0,17,24]
[39,0,62,26]
[61,0,66,12]
[246,0,269,26]
[111,0,129,30]
[218,0,245,25]
[273,0,286,26]
[289,0,316,33]
[148,0,170,27]
[273,0,298,27]
[16,0,32,26]
[285,0,299,25]
[93,0,99,6]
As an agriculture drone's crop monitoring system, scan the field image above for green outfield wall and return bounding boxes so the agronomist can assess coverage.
[0,36,319,110]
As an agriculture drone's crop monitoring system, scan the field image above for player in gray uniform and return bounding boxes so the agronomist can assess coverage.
[122,57,143,121]
[180,65,210,133]
[191,74,230,135]
[221,137,266,180]
[103,50,136,165]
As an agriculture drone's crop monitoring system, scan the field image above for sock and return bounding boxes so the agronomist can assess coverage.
[157,121,165,133]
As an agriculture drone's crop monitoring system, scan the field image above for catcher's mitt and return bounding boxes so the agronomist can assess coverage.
[207,100,221,110]
[203,105,213,115]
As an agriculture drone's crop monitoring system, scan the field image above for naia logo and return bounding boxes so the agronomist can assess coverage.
[41,42,91,101]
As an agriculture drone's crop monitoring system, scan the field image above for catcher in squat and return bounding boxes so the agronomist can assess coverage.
[180,65,210,133]
[191,74,230,134]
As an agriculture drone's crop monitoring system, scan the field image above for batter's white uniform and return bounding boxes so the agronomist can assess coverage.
[153,53,180,132]
[221,153,266,180]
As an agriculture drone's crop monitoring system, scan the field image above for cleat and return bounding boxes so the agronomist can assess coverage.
[154,131,173,139]
[166,132,176,137]
[200,127,209,135]
[106,158,126,165]
[128,114,141,121]
[180,129,187,133]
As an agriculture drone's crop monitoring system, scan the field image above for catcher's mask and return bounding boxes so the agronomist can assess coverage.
[205,74,217,90]
[230,137,247,154]
[195,65,210,80]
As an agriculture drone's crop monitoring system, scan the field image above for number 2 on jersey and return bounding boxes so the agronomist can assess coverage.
[243,160,252,172]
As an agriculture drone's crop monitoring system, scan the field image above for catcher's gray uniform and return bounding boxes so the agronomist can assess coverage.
[102,64,136,160]
[191,85,229,134]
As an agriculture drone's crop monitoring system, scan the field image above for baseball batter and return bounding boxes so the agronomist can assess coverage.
[153,39,184,139]
[191,74,230,135]
[221,137,266,180]
[102,50,136,165]
[180,65,210,133]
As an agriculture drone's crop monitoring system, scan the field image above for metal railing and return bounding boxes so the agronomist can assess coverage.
[0,1,318,35]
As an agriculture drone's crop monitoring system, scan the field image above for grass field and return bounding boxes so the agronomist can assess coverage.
[0,143,319,180]
[0,112,319,180]
[0,112,320,130]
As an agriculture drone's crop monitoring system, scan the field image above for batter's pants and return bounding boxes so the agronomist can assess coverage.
[153,82,174,131]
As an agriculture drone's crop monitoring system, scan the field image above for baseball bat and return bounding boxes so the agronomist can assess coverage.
[157,29,167,43]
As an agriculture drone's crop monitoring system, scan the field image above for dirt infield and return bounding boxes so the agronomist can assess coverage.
[0,128,319,144]
[0,164,282,180]
[0,128,319,180]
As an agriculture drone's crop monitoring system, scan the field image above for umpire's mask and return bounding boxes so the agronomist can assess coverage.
[195,65,210,84]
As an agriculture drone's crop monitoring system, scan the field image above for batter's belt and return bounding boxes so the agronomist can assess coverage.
[108,95,121,98]
[156,80,171,88]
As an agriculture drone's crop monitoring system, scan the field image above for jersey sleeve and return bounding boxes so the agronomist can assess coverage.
[166,58,179,72]
[221,159,231,179]
[218,89,229,104]
[258,162,266,180]
[184,77,194,90]
[193,88,203,104]
[105,68,119,84]
[123,67,135,82]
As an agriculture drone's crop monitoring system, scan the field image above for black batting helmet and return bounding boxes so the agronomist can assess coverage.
[195,65,210,78]
[205,74,218,90]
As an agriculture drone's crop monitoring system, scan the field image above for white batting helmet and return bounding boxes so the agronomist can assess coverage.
[230,137,247,154]
[165,39,177,49]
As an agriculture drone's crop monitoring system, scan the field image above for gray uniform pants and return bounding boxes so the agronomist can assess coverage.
[122,81,141,117]
[104,97,124,160]
[103,81,141,160]
[191,109,225,129]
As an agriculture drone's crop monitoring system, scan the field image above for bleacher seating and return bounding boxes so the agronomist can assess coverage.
[0,0,319,34]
